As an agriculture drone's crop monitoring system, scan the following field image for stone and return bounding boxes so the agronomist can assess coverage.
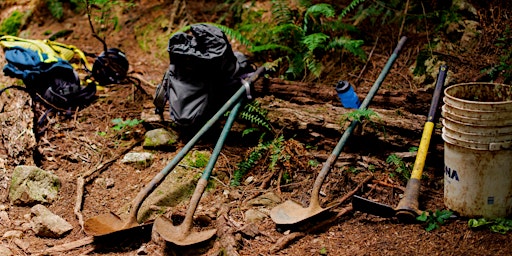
[121,152,154,167]
[143,128,178,150]
[8,165,61,206]
[30,204,73,238]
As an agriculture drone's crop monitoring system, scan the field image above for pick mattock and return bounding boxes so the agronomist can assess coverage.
[270,36,407,225]
[352,64,448,222]
[152,67,266,246]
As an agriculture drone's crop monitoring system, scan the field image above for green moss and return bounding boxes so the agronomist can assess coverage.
[0,10,24,36]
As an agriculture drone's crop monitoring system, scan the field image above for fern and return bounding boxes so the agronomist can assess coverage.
[328,37,367,60]
[304,3,336,32]
[302,33,330,52]
[46,0,64,20]
[239,101,272,133]
[339,0,367,19]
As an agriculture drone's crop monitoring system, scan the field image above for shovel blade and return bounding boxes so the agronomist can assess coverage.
[352,195,396,218]
[84,213,128,236]
[154,216,217,246]
[84,212,144,237]
[270,200,331,225]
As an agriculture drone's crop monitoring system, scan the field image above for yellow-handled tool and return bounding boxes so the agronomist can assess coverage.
[353,65,448,221]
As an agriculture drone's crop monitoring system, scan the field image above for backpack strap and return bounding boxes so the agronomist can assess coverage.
[45,40,92,71]
[153,66,171,114]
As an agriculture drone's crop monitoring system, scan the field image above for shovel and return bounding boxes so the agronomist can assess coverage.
[152,97,242,246]
[84,67,265,237]
[152,67,265,245]
[270,36,408,225]
[352,64,448,222]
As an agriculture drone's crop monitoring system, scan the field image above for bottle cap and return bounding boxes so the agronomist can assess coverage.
[335,80,351,93]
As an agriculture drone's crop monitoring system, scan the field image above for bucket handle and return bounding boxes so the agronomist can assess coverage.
[489,141,512,150]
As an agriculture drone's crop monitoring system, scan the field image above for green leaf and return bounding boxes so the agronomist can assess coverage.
[416,211,428,222]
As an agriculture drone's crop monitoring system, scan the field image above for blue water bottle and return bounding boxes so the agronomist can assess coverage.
[335,80,361,109]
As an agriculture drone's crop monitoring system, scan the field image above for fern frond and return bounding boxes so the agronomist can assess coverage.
[339,0,367,19]
[328,37,367,60]
[210,23,254,48]
[305,3,335,19]
[250,44,294,54]
[302,33,330,52]
[271,0,295,25]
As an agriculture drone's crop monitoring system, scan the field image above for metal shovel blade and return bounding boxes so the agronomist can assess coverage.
[83,212,153,237]
[83,213,126,236]
[153,216,217,246]
[270,200,334,225]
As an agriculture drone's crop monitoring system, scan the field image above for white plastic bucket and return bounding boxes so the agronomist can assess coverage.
[442,82,512,218]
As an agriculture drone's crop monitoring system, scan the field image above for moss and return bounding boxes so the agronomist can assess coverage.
[0,10,24,36]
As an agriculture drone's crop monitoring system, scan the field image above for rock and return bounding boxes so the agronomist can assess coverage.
[2,230,22,239]
[30,204,73,238]
[245,192,282,207]
[8,165,61,206]
[143,128,178,150]
[244,209,267,223]
[121,152,154,167]
[0,211,10,227]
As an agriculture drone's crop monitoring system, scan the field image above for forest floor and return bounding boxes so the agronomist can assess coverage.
[1,0,512,255]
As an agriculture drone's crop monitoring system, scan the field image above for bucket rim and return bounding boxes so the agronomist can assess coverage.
[442,105,512,125]
[444,82,512,106]
[442,118,512,134]
[442,128,512,150]
[442,122,512,139]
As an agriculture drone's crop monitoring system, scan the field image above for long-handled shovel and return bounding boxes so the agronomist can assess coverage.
[270,36,408,225]
[83,67,265,238]
[152,95,243,246]
[152,67,265,245]
[352,65,448,222]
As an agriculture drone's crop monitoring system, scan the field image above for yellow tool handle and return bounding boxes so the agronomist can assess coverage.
[410,121,434,180]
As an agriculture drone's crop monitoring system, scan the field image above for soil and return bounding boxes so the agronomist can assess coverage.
[1,1,512,256]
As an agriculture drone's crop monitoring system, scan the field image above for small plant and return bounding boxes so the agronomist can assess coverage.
[231,135,287,186]
[237,100,273,137]
[110,118,143,139]
[111,118,143,131]
[0,10,24,36]
[84,0,135,52]
[386,153,411,181]
[342,108,379,123]
[417,209,453,231]
[468,218,512,234]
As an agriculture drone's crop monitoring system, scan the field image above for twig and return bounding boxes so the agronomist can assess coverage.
[33,236,94,255]
[74,139,143,230]
[398,0,410,41]
[356,36,379,84]
[372,179,405,192]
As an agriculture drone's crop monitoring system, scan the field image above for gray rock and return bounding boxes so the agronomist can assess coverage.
[30,204,72,238]
[244,209,267,223]
[245,192,282,207]
[8,166,61,206]
[143,128,178,150]
[2,230,22,239]
[121,152,154,167]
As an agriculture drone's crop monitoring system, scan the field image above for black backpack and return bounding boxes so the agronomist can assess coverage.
[153,23,254,128]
